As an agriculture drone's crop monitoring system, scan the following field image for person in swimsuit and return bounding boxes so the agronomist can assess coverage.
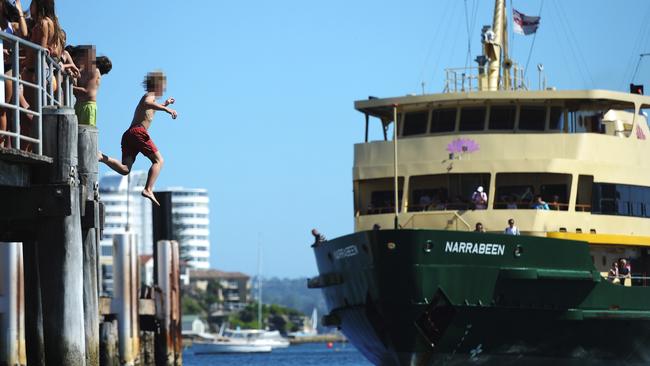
[73,45,111,127]
[99,71,178,206]
[0,0,28,147]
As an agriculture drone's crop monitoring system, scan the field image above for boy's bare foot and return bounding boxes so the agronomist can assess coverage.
[141,190,160,206]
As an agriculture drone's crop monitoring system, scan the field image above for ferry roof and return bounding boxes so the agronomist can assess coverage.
[355,89,650,120]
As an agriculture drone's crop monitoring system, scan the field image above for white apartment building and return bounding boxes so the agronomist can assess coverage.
[99,171,153,293]
[164,187,211,269]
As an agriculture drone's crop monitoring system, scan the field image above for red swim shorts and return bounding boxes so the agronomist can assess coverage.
[121,125,158,158]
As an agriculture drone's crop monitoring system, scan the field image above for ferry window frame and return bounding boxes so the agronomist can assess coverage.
[493,172,572,210]
[430,107,458,134]
[488,104,517,130]
[355,177,405,216]
[400,110,430,137]
[591,182,650,218]
[518,104,549,132]
[458,106,487,132]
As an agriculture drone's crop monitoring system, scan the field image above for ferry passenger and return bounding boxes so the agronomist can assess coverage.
[548,195,561,210]
[311,229,326,247]
[608,261,619,283]
[505,195,518,209]
[520,187,534,204]
[504,219,520,235]
[618,259,631,285]
[99,71,178,206]
[419,194,432,210]
[471,186,488,209]
[531,195,549,210]
[474,222,485,232]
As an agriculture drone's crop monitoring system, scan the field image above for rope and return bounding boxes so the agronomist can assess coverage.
[552,0,594,87]
[463,0,472,69]
[125,173,130,232]
[621,4,650,89]
[417,0,453,92]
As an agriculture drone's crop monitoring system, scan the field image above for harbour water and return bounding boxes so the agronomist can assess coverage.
[183,342,372,366]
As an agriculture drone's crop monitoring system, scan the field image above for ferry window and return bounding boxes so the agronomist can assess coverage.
[519,106,547,131]
[458,107,486,131]
[548,107,565,131]
[576,175,593,212]
[567,109,605,134]
[408,173,490,211]
[642,104,650,137]
[494,173,571,210]
[430,108,456,133]
[592,182,650,218]
[488,106,516,130]
[402,111,429,136]
[355,178,404,215]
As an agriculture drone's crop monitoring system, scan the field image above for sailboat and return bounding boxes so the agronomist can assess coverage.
[287,308,318,338]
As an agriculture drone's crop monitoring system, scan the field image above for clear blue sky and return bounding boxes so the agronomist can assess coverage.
[57,0,650,277]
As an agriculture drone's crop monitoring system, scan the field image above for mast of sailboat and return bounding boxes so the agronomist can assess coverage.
[392,104,399,229]
[257,234,263,330]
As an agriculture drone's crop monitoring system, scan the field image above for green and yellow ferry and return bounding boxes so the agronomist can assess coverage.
[310,1,650,365]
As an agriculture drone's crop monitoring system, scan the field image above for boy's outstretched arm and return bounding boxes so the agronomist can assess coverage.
[143,95,178,119]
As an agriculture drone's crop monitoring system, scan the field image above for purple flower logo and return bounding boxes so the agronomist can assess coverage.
[447,138,480,154]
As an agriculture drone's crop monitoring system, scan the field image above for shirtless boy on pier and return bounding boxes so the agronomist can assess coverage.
[99,71,178,206]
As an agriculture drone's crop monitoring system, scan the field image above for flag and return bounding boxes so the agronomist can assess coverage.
[513,9,540,35]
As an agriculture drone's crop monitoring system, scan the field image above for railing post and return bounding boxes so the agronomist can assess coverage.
[35,51,42,155]
[12,40,20,149]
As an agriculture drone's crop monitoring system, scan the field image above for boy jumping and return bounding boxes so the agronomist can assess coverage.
[99,71,178,206]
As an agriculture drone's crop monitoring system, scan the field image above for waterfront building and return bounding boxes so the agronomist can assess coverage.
[189,269,251,312]
[99,171,153,294]
[159,187,211,269]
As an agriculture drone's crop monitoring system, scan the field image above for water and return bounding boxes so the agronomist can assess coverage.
[183,342,372,366]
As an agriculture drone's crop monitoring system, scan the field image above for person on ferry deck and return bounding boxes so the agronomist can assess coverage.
[618,258,631,285]
[506,195,518,209]
[474,222,485,232]
[608,261,619,283]
[531,195,549,210]
[548,195,561,210]
[504,219,520,235]
[471,186,488,209]
[419,194,432,211]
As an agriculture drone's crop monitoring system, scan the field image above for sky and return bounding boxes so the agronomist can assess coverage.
[56,0,650,277]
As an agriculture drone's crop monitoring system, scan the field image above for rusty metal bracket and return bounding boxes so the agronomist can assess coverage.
[81,200,100,230]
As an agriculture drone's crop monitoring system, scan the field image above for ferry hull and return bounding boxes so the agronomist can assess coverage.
[311,229,650,366]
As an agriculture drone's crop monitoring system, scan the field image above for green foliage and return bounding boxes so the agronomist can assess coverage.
[227,302,301,334]
[182,297,206,316]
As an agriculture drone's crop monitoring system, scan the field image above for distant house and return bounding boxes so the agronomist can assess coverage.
[189,269,251,311]
[182,315,207,335]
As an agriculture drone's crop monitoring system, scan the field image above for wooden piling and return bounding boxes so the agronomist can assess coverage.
[0,242,26,366]
[155,240,182,366]
[79,124,100,366]
[22,241,44,366]
[99,320,118,366]
[37,107,86,366]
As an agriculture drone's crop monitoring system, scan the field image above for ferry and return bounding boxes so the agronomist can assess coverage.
[310,1,650,365]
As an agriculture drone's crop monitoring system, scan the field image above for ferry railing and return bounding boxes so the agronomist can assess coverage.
[443,65,528,93]
[402,211,472,231]
[0,31,74,156]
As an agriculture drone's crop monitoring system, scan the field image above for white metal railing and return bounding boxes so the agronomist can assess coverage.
[0,31,74,156]
[443,65,528,93]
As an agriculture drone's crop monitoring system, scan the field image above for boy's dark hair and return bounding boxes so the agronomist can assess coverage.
[95,56,112,75]
[142,71,166,92]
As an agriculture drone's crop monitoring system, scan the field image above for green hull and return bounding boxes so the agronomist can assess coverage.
[311,230,650,365]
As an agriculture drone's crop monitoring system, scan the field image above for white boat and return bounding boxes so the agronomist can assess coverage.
[193,339,272,354]
[223,328,290,349]
[193,328,272,354]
